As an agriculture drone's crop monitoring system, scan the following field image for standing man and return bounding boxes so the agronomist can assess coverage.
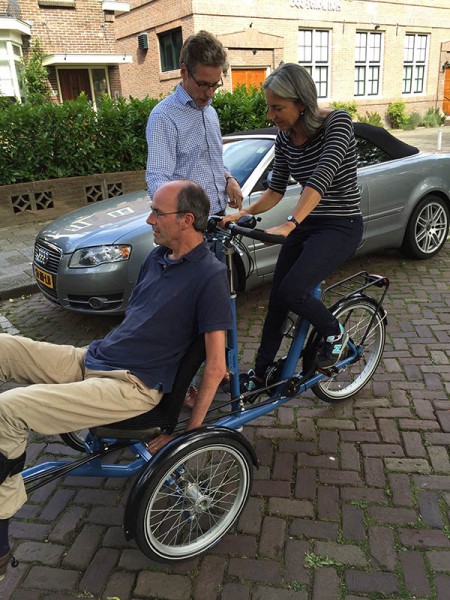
[146,30,243,217]
[146,30,243,407]
[0,180,232,581]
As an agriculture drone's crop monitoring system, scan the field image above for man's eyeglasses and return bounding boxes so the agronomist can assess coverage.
[188,70,223,91]
[150,206,186,218]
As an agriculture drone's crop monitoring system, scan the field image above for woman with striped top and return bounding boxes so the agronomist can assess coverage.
[222,63,363,396]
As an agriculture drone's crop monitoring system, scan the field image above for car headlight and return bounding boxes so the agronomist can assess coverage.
[69,245,131,268]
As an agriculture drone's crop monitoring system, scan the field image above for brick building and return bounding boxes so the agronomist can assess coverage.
[114,0,450,119]
[0,0,132,106]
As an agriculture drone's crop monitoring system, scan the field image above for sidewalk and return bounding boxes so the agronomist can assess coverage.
[0,126,449,302]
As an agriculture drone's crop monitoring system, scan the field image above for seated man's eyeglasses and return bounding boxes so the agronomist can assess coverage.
[188,70,224,91]
[150,206,186,218]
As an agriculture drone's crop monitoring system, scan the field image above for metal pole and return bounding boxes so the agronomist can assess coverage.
[437,127,443,150]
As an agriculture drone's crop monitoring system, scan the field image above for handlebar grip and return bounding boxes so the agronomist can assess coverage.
[227,222,285,245]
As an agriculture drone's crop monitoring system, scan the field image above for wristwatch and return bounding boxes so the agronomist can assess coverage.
[287,215,300,227]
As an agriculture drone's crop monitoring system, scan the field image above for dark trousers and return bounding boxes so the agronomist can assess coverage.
[254,215,363,378]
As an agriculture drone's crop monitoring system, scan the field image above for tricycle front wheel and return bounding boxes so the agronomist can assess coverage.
[135,436,253,562]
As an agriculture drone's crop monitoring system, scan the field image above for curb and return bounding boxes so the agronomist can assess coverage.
[0,282,38,301]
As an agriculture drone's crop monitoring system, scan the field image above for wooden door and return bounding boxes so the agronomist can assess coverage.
[443,68,450,115]
[58,69,93,101]
[232,68,266,91]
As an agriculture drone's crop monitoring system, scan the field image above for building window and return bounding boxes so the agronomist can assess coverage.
[403,34,428,94]
[354,32,382,97]
[158,28,182,72]
[0,41,25,101]
[298,29,330,98]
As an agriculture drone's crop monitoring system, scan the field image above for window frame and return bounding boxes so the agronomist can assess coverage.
[158,27,183,73]
[402,33,429,95]
[298,28,331,99]
[354,31,383,98]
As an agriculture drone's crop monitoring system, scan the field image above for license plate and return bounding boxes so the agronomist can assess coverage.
[34,265,54,289]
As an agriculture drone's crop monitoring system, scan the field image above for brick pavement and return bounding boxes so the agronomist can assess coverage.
[0,242,449,600]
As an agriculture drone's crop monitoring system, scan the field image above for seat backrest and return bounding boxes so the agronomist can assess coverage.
[91,336,206,436]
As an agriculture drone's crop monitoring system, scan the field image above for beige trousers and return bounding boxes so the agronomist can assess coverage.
[0,333,162,519]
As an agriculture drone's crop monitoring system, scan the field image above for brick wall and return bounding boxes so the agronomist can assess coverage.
[114,0,450,121]
[0,171,146,228]
[20,0,118,55]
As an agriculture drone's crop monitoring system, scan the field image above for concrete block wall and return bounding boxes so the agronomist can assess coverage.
[0,171,146,228]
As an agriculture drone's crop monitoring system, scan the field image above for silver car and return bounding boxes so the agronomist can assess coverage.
[33,124,450,315]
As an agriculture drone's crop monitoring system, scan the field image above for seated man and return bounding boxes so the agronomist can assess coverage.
[0,179,232,580]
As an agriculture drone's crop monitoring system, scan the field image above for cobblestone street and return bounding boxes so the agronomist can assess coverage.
[0,244,449,600]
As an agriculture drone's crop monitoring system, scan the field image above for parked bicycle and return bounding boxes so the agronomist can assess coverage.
[21,217,389,563]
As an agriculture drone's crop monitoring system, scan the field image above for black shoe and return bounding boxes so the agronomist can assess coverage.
[316,325,349,369]
[239,369,264,403]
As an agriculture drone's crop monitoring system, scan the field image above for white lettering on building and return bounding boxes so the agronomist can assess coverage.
[290,0,342,11]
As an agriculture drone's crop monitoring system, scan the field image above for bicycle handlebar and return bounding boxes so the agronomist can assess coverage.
[225,222,285,245]
[206,215,285,245]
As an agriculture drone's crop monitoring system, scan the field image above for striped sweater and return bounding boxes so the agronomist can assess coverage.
[269,110,361,217]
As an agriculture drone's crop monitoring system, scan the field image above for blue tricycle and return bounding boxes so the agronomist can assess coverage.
[22,217,389,563]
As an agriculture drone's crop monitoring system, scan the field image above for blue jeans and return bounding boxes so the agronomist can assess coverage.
[254,215,363,378]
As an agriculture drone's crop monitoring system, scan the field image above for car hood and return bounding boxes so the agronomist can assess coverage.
[36,190,151,253]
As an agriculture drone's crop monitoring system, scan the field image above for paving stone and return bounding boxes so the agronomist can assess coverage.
[345,570,398,594]
[418,491,445,528]
[78,547,120,595]
[14,541,65,565]
[268,497,314,518]
[253,587,308,600]
[398,528,450,548]
[259,516,286,558]
[317,486,339,520]
[400,550,431,595]
[426,550,450,571]
[312,567,339,600]
[388,473,415,506]
[368,525,397,570]
[282,539,309,587]
[314,541,367,566]
[385,457,432,473]
[289,519,339,541]
[193,555,226,600]
[402,431,427,457]
[134,571,191,599]
[342,505,365,541]
[22,566,80,590]
[228,558,282,585]
[102,571,136,600]
[221,583,251,600]
[367,506,418,525]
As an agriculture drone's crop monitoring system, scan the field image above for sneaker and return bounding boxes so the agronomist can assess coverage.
[239,369,264,403]
[316,325,349,369]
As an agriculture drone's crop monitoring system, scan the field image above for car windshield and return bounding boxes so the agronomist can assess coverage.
[223,138,273,187]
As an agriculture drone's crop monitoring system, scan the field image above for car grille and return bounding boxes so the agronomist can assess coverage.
[67,293,124,311]
[33,239,62,299]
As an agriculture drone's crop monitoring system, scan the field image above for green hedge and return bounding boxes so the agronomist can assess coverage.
[0,87,270,186]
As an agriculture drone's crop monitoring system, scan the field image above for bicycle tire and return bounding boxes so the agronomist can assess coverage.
[308,297,386,403]
[60,430,89,452]
[134,436,253,562]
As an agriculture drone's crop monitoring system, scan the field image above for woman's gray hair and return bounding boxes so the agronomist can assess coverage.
[263,63,323,137]
[180,30,229,75]
[176,182,210,232]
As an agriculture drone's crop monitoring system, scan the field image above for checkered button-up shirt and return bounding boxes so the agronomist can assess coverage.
[146,84,228,215]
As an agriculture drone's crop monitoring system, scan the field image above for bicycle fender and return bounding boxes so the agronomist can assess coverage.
[123,426,258,541]
[329,293,387,324]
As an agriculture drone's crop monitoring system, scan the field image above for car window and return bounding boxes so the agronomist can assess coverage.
[356,136,391,168]
[223,138,273,187]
